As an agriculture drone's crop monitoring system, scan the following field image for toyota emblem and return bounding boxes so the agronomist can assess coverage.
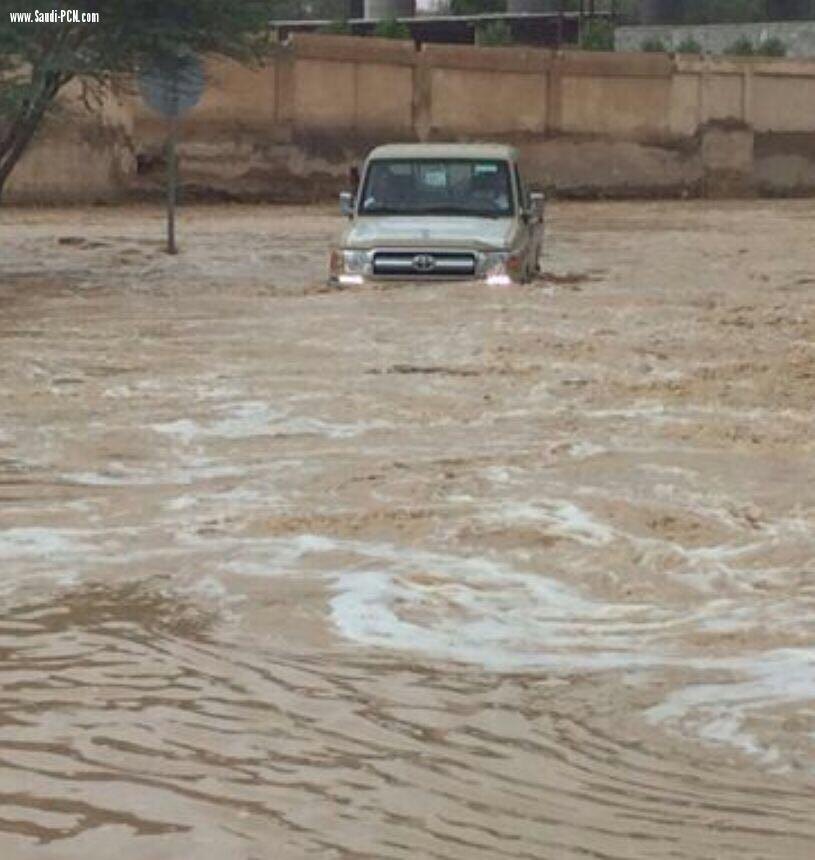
[412,254,436,273]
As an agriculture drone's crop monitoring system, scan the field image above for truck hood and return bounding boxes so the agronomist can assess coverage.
[340,216,518,251]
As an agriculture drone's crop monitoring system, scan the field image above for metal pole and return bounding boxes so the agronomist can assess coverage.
[557,0,564,46]
[578,0,585,45]
[166,119,177,255]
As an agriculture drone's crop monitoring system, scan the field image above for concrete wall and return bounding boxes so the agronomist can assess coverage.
[6,81,135,204]
[9,34,815,203]
[616,21,815,58]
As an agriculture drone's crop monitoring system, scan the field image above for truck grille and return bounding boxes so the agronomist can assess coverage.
[372,251,476,278]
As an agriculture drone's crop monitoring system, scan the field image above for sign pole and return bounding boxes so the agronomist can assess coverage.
[167,118,178,255]
[138,54,204,256]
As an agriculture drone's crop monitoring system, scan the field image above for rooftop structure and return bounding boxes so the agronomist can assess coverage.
[271,9,613,48]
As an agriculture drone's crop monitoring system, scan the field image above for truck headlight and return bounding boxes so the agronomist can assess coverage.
[483,251,522,285]
[342,250,368,274]
[330,249,367,285]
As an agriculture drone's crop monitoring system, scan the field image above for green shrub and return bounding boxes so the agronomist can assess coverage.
[318,19,352,35]
[476,20,513,47]
[372,18,411,40]
[641,37,668,53]
[725,36,755,56]
[675,36,703,54]
[451,0,503,11]
[581,20,615,52]
[757,37,787,57]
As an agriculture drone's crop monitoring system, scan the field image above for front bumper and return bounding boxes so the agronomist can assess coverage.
[328,248,524,287]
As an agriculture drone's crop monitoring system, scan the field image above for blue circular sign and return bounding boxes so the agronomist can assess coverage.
[138,55,205,118]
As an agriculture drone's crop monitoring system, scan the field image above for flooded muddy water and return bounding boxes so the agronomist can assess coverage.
[0,202,813,858]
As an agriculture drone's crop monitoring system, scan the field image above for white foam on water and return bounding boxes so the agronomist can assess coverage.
[762,511,815,541]
[102,379,166,399]
[66,460,244,487]
[274,415,389,439]
[176,532,341,581]
[640,463,698,480]
[152,400,389,442]
[209,534,666,670]
[548,501,617,546]
[182,531,661,669]
[200,505,803,673]
[165,486,275,514]
[444,494,476,504]
[152,401,281,442]
[683,403,814,423]
[645,649,815,772]
[681,540,769,564]
[0,529,96,596]
[211,402,285,439]
[0,528,91,561]
[215,531,814,769]
[181,574,239,604]
[152,418,204,444]
[167,494,199,512]
[482,465,521,485]
[482,500,616,547]
[566,441,608,460]
[649,368,685,383]
[579,403,671,420]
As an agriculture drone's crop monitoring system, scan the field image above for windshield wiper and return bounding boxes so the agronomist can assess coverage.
[415,206,504,219]
[360,206,507,218]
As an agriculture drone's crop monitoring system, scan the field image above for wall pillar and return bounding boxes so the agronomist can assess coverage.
[545,53,563,136]
[702,124,756,197]
[414,47,433,142]
[276,47,296,142]
[742,64,754,127]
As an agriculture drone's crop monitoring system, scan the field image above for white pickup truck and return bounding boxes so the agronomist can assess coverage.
[329,143,544,287]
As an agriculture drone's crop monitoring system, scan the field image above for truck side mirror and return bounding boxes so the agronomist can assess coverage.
[339,191,354,218]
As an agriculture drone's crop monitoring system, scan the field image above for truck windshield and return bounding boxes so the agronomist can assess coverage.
[359,159,515,218]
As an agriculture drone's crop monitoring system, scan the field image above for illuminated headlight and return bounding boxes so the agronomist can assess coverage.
[329,249,368,285]
[483,251,522,286]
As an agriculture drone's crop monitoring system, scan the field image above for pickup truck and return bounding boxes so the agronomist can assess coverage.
[329,143,544,287]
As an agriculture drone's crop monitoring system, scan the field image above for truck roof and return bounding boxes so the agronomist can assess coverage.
[366,143,519,162]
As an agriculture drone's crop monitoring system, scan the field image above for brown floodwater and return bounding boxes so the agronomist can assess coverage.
[0,201,813,858]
